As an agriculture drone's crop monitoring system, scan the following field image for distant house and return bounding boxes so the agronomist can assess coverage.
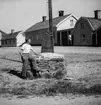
[0,30,7,46]
[25,11,77,46]
[1,31,25,47]
[73,10,101,46]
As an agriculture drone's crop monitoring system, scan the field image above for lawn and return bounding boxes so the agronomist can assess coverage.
[0,47,101,105]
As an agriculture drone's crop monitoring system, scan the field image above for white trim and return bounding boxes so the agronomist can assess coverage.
[56,14,78,28]
[86,18,95,31]
[16,31,24,38]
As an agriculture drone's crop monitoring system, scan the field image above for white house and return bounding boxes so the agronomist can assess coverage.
[1,31,25,47]
[25,11,78,46]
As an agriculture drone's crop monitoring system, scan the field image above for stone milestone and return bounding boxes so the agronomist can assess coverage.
[34,53,67,79]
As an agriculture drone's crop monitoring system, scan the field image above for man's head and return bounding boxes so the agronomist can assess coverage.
[25,38,31,44]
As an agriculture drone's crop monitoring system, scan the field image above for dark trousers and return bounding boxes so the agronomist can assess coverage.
[21,53,37,79]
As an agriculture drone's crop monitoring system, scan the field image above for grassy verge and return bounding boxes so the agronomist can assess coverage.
[0,78,101,98]
[0,48,101,97]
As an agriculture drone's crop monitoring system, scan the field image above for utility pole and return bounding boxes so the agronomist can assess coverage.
[48,0,54,52]
[41,0,54,53]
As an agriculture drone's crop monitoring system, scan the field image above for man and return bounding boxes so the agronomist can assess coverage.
[20,38,40,79]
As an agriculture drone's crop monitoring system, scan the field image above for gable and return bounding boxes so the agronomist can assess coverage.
[88,18,101,31]
[73,18,93,35]
[57,15,77,31]
[77,17,101,31]
[16,32,25,46]
[2,31,21,40]
[16,32,25,39]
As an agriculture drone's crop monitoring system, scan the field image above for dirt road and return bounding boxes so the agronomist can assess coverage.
[0,95,101,105]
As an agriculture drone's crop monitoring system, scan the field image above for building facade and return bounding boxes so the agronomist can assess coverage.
[0,30,7,46]
[1,31,25,47]
[73,10,101,46]
[25,11,77,46]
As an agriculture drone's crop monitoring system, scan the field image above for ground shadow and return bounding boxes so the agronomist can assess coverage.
[0,68,23,79]
[0,57,22,63]
[9,69,41,79]
[8,70,23,79]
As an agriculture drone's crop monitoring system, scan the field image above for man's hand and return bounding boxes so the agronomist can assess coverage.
[36,54,44,59]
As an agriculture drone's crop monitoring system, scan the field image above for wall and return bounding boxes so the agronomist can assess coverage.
[16,32,25,46]
[0,32,2,46]
[73,19,93,46]
[25,27,57,46]
[2,38,16,47]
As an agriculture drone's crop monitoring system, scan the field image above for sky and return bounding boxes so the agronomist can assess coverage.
[0,0,101,33]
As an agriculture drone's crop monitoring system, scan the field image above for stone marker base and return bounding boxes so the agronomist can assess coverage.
[34,53,67,79]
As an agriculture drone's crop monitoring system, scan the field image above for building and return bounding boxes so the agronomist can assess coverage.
[0,30,7,46]
[73,10,101,46]
[25,11,77,46]
[1,31,25,47]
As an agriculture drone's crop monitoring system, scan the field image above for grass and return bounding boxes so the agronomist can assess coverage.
[0,47,101,97]
[1,79,101,97]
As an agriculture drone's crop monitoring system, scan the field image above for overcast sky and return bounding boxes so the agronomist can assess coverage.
[0,0,101,33]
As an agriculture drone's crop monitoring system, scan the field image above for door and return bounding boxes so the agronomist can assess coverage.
[57,32,60,45]
[92,33,97,46]
[97,30,101,46]
[62,31,68,46]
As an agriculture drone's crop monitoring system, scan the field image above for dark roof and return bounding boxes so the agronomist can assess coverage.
[26,14,72,32]
[82,17,101,31]
[0,30,7,37]
[2,31,21,40]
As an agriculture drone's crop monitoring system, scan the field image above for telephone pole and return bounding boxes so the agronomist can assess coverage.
[48,0,54,52]
[41,0,54,53]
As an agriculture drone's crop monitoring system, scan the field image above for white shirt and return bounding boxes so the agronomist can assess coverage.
[21,43,33,54]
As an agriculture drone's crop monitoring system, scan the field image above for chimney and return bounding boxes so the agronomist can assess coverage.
[59,10,64,17]
[94,10,101,19]
[11,29,14,34]
[42,16,46,22]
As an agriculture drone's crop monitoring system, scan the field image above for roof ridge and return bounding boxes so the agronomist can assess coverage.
[8,31,21,35]
[53,14,71,19]
[0,30,7,35]
[86,18,95,30]
[82,17,101,31]
[37,14,71,23]
[25,14,72,32]
[82,16,101,21]
[2,31,22,40]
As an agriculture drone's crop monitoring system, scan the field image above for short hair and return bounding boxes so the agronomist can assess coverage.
[25,37,31,43]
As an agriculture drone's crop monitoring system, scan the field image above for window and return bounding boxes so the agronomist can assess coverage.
[5,41,7,44]
[36,35,39,40]
[13,39,15,44]
[2,41,4,45]
[81,23,84,29]
[32,35,34,40]
[11,40,13,44]
[3,41,4,45]
[70,20,74,27]
[9,40,11,44]
[7,40,9,44]
[81,34,86,41]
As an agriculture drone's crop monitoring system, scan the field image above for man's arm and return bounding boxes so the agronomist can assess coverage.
[30,47,39,55]
[20,49,23,56]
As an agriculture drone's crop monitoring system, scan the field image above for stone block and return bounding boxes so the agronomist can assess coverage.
[34,53,67,79]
